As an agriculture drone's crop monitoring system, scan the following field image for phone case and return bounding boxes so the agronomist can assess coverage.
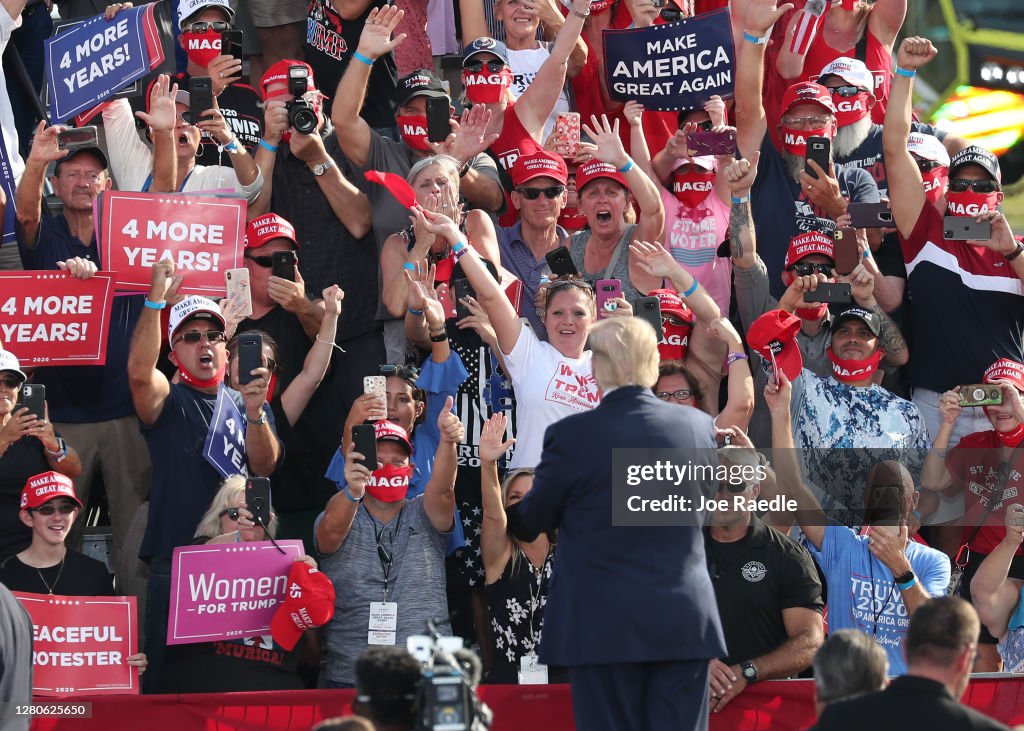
[19,384,45,418]
[237,333,262,385]
[959,384,1003,407]
[596,279,623,319]
[848,202,893,228]
[189,77,214,122]
[943,216,992,242]
[832,228,859,276]
[685,130,737,157]
[271,251,296,281]
[803,282,852,304]
[225,268,253,318]
[804,137,830,180]
[426,97,451,144]
[436,283,457,320]
[352,423,377,470]
[363,376,387,404]
[634,296,664,341]
[454,278,476,321]
[57,126,99,151]
[221,29,243,57]
[545,246,579,278]
[553,113,581,158]
[245,478,272,528]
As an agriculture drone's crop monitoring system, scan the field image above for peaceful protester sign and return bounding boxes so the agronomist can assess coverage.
[603,8,735,111]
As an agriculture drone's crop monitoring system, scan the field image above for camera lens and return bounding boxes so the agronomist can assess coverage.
[290,104,318,135]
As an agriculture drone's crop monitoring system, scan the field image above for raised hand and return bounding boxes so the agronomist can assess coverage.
[429,104,498,164]
[207,54,243,95]
[723,151,760,195]
[479,412,514,463]
[896,36,938,71]
[149,258,176,302]
[744,0,795,36]
[937,388,962,427]
[629,240,678,280]
[27,121,68,166]
[136,74,178,132]
[623,101,644,128]
[358,5,407,61]
[580,114,629,169]
[322,284,344,315]
[437,395,465,444]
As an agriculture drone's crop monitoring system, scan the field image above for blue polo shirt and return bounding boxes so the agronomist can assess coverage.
[496,221,569,340]
[17,214,143,423]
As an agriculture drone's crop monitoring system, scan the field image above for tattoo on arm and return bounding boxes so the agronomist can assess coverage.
[871,304,908,359]
[729,201,752,260]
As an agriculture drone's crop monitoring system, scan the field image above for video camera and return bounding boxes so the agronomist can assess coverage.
[408,621,492,731]
[286,65,318,135]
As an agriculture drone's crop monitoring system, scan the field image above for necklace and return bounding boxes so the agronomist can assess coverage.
[36,554,66,595]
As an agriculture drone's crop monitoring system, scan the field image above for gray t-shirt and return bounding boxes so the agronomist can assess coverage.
[569,223,642,305]
[316,495,451,685]
[0,584,31,731]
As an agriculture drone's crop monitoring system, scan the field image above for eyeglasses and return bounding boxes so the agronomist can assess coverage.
[949,179,1000,193]
[464,60,506,74]
[664,315,690,327]
[187,20,231,33]
[781,115,831,129]
[0,376,21,389]
[61,171,104,184]
[789,262,834,277]
[685,119,713,132]
[656,389,694,402]
[515,186,565,200]
[718,481,749,494]
[219,507,241,521]
[32,503,77,516]
[175,330,227,345]
[829,85,865,98]
[916,159,945,173]
[379,364,421,381]
[245,254,274,268]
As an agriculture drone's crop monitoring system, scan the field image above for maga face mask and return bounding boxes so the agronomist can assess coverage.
[827,347,882,383]
[671,169,715,209]
[364,464,414,502]
[658,320,691,361]
[177,359,228,390]
[183,29,222,68]
[462,68,513,104]
[946,190,1001,218]
[397,114,431,151]
[922,167,948,204]
[833,91,872,127]
[782,125,832,157]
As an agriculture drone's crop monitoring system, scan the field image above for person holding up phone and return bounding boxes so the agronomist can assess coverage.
[971,502,1024,675]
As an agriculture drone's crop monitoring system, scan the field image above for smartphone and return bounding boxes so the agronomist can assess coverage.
[189,76,214,125]
[225,268,253,318]
[848,202,893,228]
[544,246,579,278]
[19,383,45,419]
[245,477,272,528]
[833,227,859,276]
[716,431,733,447]
[944,216,992,241]
[596,278,623,319]
[437,282,457,320]
[57,126,98,151]
[863,484,901,526]
[352,423,377,471]
[271,250,296,281]
[803,282,852,304]
[553,112,581,158]
[685,129,737,157]
[804,136,830,180]
[363,375,387,418]
[453,277,476,321]
[426,97,451,144]
[236,332,263,385]
[959,384,1002,407]
[221,29,243,58]
[634,296,664,341]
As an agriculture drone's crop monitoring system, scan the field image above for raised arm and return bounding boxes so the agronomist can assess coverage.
[294,133,372,238]
[128,261,174,426]
[424,397,462,532]
[971,503,1024,641]
[724,152,761,271]
[735,0,793,159]
[280,285,342,426]
[16,122,66,247]
[624,101,658,189]
[708,318,754,432]
[196,100,260,189]
[134,74,178,193]
[846,258,909,366]
[774,0,824,80]
[479,413,517,584]
[867,0,908,50]
[248,99,289,218]
[317,442,370,554]
[101,98,155,193]
[458,0,489,43]
[268,268,326,340]
[919,388,960,493]
[536,0,587,77]
[630,240,721,325]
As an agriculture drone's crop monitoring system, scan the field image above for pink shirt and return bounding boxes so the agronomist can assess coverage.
[660,188,732,315]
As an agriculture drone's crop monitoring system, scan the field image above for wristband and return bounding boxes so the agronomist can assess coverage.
[572,6,590,18]
[144,299,166,310]
[403,262,417,271]
[896,577,917,591]
[452,241,470,260]
[223,138,241,153]
[430,331,449,343]
[258,139,279,153]
[407,307,424,316]
[1005,241,1024,262]
[732,194,750,205]
[353,51,374,67]
[344,485,364,503]
[743,31,768,45]
[726,352,749,367]
[928,446,949,459]
[895,67,916,78]
[682,279,699,298]
[617,159,635,174]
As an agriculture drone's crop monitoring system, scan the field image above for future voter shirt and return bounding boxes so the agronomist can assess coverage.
[806,524,950,675]
[661,187,732,316]
[502,324,598,468]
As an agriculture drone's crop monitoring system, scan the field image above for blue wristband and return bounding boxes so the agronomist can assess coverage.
[144,299,166,310]
[453,241,469,259]
[407,307,424,316]
[895,67,916,78]
[743,31,768,45]
[732,194,750,205]
[258,139,279,153]
[682,279,699,298]
[403,262,417,271]
[617,159,635,174]
[353,51,374,67]
[344,485,363,503]
[896,577,917,591]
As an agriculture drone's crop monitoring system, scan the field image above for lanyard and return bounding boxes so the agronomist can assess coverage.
[367,505,405,601]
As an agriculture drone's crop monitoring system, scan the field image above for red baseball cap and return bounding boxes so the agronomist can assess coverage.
[21,471,82,511]
[575,160,627,193]
[511,151,568,187]
[983,358,1024,392]
[650,289,695,324]
[375,420,413,455]
[780,81,836,116]
[747,310,804,381]
[260,60,317,100]
[784,231,835,270]
[245,213,299,251]
[270,562,336,650]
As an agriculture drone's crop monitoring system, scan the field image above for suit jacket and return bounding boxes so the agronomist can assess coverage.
[813,676,1009,731]
[514,385,726,667]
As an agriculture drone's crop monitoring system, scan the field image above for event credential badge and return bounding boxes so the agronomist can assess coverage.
[368,601,398,645]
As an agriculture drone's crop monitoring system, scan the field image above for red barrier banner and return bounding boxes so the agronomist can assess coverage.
[14,592,139,696]
[0,271,114,366]
[99,191,246,296]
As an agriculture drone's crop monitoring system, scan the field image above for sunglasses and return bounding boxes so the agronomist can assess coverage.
[782,115,831,129]
[245,254,274,268]
[656,389,694,401]
[515,185,565,200]
[660,6,683,21]
[187,20,231,33]
[789,262,834,277]
[546,277,593,293]
[464,60,506,74]
[220,507,241,521]
[829,85,865,98]
[718,481,749,494]
[379,364,421,381]
[916,159,945,173]
[32,503,77,515]
[949,179,1000,193]
[0,376,21,389]
[175,330,227,345]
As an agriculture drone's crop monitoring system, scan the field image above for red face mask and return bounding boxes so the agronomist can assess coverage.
[827,347,882,383]
[658,320,691,361]
[558,207,587,231]
[782,125,832,157]
[946,190,1001,218]
[795,303,829,321]
[396,114,431,151]
[982,407,1024,448]
[183,29,222,68]
[177,359,227,390]
[833,91,872,127]
[462,68,513,104]
[922,167,948,204]
[671,169,715,209]
[364,463,414,502]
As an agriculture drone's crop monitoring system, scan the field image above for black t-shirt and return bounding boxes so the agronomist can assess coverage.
[158,633,304,693]
[705,516,823,667]
[0,549,114,596]
[305,0,397,126]
[0,437,58,560]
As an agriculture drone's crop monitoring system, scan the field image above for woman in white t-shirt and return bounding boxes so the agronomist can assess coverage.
[410,205,626,468]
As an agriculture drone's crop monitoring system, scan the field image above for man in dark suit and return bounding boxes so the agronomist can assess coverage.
[510,317,726,731]
[813,597,1010,730]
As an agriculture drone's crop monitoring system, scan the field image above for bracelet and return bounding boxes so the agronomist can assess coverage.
[430,331,449,343]
[458,161,471,178]
[896,577,917,591]
[928,446,949,459]
[315,333,347,353]
[353,51,374,67]
[403,262,417,271]
[407,307,424,316]
[571,5,590,18]
[452,241,470,260]
[1005,241,1024,262]
[731,194,750,205]
[726,352,749,367]
[617,158,635,174]
[144,299,166,310]
[682,279,699,298]
[223,137,241,154]
[743,31,769,45]
[258,139,279,153]
[895,67,916,78]
[344,485,364,503]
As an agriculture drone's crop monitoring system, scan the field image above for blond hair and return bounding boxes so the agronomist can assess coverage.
[194,475,279,539]
[589,317,659,390]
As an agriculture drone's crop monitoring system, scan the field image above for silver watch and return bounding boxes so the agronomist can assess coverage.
[312,158,336,176]
[246,410,269,426]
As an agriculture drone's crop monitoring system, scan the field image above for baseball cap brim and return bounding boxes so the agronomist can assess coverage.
[55,146,109,173]
[179,3,233,30]
[270,608,304,651]
[831,309,881,337]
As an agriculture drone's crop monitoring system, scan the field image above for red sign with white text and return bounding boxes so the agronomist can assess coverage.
[13,592,139,696]
[100,191,246,296]
[0,271,114,365]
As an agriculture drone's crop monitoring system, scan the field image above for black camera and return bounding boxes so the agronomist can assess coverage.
[412,622,492,731]
[285,65,318,135]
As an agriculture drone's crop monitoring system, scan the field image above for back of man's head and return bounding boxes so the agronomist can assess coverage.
[354,647,421,730]
[589,317,660,391]
[813,629,888,710]
[905,597,979,669]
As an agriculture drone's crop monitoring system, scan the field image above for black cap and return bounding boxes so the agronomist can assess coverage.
[831,307,881,337]
[53,147,109,175]
[949,146,1001,183]
[395,69,449,108]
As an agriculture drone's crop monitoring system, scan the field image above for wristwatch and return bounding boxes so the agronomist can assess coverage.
[894,570,915,585]
[46,437,68,463]
[1005,241,1024,262]
[246,410,269,426]
[741,661,759,684]
[311,158,336,177]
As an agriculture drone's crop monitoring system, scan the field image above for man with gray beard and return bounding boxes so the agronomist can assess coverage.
[735,0,881,299]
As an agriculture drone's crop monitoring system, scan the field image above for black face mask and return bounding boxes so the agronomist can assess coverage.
[505,503,539,542]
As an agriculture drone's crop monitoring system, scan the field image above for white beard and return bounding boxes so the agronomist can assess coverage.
[833,115,873,159]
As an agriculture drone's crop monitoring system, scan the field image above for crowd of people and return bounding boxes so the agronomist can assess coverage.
[1,0,1023,728]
